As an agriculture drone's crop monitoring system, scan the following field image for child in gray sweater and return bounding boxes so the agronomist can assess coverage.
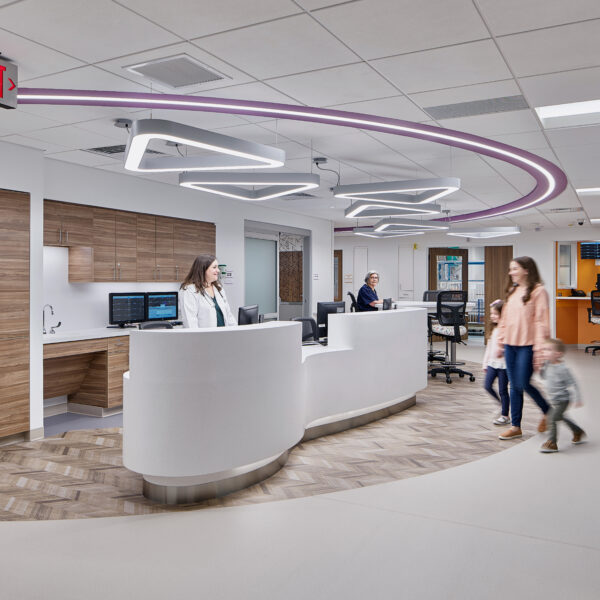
[539,338,586,453]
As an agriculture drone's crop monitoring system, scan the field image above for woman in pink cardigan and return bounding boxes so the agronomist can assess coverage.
[496,256,550,440]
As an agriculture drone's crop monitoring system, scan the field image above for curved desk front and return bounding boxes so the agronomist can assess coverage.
[124,308,427,503]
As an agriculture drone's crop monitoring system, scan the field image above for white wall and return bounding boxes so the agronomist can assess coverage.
[0,140,334,436]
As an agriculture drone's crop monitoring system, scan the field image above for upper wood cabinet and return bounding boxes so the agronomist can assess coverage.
[44,200,93,247]
[44,200,215,283]
[93,208,138,282]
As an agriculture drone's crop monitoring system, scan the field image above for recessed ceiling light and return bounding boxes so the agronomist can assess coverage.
[345,201,441,219]
[446,226,521,239]
[124,119,285,172]
[179,172,319,201]
[576,188,600,195]
[374,218,449,233]
[536,99,600,129]
[334,178,460,205]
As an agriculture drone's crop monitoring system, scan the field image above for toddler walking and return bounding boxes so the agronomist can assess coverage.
[539,338,586,453]
[482,300,510,425]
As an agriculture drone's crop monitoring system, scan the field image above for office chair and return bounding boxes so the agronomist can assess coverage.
[428,290,475,384]
[138,321,174,330]
[291,317,319,343]
[584,290,600,355]
[423,290,445,364]
[347,291,359,312]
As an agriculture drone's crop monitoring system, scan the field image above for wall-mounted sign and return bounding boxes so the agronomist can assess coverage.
[0,58,18,109]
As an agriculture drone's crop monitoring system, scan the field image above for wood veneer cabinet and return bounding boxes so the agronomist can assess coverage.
[43,200,215,283]
[44,200,93,247]
[0,189,29,437]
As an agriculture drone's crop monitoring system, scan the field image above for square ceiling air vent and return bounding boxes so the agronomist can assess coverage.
[125,54,225,88]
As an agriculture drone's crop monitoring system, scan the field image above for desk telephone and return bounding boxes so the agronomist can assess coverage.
[570,289,587,297]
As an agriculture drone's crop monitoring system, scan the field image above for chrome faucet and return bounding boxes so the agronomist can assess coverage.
[43,304,62,334]
[42,304,53,334]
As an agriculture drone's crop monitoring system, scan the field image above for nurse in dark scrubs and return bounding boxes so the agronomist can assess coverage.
[357,270,383,312]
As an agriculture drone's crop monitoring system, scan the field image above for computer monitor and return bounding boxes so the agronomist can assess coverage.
[316,301,345,339]
[596,273,600,291]
[109,293,146,327]
[238,305,259,325]
[382,298,393,310]
[146,291,178,321]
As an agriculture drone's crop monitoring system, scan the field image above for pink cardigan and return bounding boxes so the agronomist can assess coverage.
[496,284,550,353]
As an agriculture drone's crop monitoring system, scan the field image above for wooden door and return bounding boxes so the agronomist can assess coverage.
[43,200,63,246]
[136,214,156,281]
[428,247,469,291]
[0,189,30,437]
[115,211,137,281]
[484,245,513,340]
[333,249,342,302]
[60,202,93,247]
[155,216,175,281]
[93,207,116,282]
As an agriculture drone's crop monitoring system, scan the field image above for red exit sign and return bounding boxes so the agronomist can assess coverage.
[0,57,18,109]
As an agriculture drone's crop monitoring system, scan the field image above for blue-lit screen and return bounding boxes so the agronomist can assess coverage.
[147,293,178,320]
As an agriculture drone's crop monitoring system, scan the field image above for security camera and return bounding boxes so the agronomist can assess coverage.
[577,219,585,226]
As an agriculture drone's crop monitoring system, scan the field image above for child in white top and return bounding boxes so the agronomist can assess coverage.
[482,300,510,425]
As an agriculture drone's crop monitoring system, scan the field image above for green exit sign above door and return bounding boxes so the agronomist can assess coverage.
[0,58,18,109]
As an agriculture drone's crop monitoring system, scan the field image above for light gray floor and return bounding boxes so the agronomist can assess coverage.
[3,346,598,600]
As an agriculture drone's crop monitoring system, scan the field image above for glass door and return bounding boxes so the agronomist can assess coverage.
[245,235,279,320]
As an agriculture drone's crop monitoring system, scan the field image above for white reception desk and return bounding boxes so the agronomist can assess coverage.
[124,308,427,503]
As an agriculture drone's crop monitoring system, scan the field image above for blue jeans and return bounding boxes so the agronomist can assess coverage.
[504,345,549,427]
[484,367,509,417]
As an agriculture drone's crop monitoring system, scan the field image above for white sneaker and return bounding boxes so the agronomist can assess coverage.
[493,415,510,426]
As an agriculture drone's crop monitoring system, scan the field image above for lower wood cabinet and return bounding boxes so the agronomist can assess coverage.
[43,336,129,410]
[0,336,29,438]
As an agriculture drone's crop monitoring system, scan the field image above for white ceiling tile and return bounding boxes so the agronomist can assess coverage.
[44,149,117,167]
[477,0,600,36]
[369,129,471,161]
[437,109,541,137]
[267,63,398,106]
[372,40,512,94]
[0,28,84,80]
[23,65,151,92]
[519,66,600,107]
[409,80,521,110]
[117,0,300,39]
[24,124,119,150]
[209,123,284,146]
[496,20,600,77]
[579,196,600,218]
[138,108,246,130]
[194,14,357,79]
[0,0,180,63]
[260,118,365,144]
[546,125,600,149]
[201,82,299,104]
[97,42,254,94]
[0,107,64,135]
[0,133,71,154]
[479,156,538,194]
[553,144,600,188]
[296,0,347,9]
[486,131,550,151]
[541,188,582,209]
[313,0,489,59]
[329,96,430,122]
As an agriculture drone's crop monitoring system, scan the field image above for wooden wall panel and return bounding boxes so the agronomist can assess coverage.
[279,251,303,302]
[0,337,29,437]
[484,245,513,340]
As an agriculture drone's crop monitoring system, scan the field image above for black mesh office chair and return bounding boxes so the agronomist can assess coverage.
[139,321,174,330]
[292,317,319,343]
[428,290,475,384]
[423,290,445,364]
[347,291,359,312]
[584,290,600,355]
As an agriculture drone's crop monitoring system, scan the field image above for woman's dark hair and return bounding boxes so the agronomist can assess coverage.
[504,256,542,304]
[180,254,222,294]
[489,299,504,328]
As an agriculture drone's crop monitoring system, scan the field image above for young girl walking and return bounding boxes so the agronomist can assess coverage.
[482,300,510,425]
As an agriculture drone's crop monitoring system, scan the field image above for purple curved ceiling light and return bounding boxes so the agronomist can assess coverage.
[18,88,567,223]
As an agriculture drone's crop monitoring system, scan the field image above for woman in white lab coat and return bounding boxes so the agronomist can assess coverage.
[179,254,237,328]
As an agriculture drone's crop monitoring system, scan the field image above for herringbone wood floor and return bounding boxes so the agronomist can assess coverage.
[0,364,539,521]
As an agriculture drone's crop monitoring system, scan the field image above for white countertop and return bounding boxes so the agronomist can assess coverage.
[43,327,135,344]
[555,296,591,300]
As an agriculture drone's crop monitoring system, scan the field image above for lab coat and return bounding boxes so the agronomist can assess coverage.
[179,285,237,328]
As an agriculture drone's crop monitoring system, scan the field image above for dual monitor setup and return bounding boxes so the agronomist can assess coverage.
[108,292,262,328]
